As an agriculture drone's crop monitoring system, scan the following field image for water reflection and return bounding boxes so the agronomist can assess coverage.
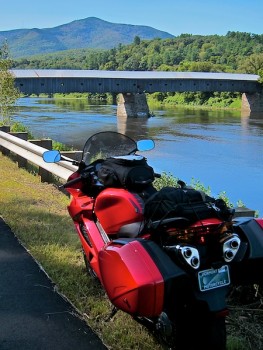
[117,115,150,139]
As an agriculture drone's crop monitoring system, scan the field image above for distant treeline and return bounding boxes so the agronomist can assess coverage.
[13,32,263,76]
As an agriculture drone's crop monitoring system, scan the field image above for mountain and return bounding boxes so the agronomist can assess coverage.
[0,17,174,58]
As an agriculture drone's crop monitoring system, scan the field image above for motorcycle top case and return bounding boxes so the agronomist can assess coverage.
[98,238,187,317]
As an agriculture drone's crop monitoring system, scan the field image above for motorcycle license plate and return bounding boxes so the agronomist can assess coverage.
[198,265,230,292]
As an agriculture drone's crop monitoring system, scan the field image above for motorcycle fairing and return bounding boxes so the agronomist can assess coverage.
[98,238,187,317]
[67,188,94,220]
[94,188,144,236]
[75,218,106,280]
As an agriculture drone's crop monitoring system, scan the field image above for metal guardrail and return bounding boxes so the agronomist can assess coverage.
[0,130,78,181]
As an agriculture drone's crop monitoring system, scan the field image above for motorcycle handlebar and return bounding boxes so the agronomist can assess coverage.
[60,176,82,189]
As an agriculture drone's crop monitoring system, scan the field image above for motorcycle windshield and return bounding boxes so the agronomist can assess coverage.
[82,131,137,165]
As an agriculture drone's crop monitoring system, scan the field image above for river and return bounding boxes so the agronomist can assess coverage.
[13,97,263,216]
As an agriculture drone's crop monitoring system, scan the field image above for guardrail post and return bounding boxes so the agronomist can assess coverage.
[0,126,11,132]
[29,139,53,182]
[233,207,256,217]
[29,139,53,150]
[0,126,11,155]
[9,132,28,168]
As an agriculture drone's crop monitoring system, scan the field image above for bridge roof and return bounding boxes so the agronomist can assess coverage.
[11,69,260,82]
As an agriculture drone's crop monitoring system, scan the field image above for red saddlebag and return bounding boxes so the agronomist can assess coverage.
[98,238,187,317]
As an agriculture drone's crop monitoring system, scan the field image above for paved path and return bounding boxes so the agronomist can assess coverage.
[0,218,107,350]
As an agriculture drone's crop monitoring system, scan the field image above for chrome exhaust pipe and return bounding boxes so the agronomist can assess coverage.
[177,245,200,269]
[164,244,200,269]
[221,233,241,262]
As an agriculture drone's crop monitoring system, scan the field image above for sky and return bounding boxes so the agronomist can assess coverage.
[1,0,263,36]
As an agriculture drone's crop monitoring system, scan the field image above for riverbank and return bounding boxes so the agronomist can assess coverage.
[147,91,242,110]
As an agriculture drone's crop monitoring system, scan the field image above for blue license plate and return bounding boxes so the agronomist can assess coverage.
[198,265,230,292]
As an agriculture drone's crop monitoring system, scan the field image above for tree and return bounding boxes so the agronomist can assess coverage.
[239,53,263,75]
[0,41,20,125]
[133,36,141,45]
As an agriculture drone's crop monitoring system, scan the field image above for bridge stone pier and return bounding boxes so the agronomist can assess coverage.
[117,93,150,118]
[242,91,263,113]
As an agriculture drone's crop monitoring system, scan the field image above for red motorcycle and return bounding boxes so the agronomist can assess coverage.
[43,131,263,350]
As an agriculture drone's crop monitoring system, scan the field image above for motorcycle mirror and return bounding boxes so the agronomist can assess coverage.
[43,150,61,163]
[137,139,155,152]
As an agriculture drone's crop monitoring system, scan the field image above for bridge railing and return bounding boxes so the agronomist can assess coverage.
[0,128,78,182]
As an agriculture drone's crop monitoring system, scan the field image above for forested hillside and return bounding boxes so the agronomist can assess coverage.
[13,32,263,75]
[1,17,173,58]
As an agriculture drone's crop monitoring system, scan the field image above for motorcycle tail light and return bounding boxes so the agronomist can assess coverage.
[221,233,241,262]
[166,219,222,245]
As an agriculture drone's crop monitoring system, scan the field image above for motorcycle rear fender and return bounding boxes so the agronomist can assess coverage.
[99,238,188,317]
[193,285,230,313]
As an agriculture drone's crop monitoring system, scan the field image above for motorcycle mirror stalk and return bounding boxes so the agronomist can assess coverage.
[42,150,81,166]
